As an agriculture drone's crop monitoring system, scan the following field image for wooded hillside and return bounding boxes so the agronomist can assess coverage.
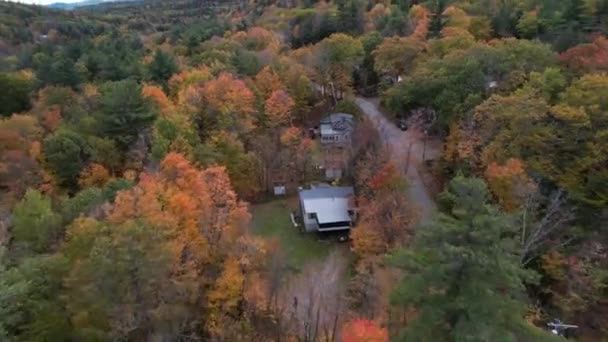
[0,0,607,340]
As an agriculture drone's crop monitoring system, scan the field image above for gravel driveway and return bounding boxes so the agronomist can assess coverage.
[355,97,440,224]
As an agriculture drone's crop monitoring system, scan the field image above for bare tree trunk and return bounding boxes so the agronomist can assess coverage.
[330,301,340,342]
[520,189,575,266]
[312,304,321,342]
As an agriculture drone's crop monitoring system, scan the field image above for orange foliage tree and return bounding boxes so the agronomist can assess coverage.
[110,153,250,261]
[353,149,414,255]
[255,66,284,99]
[341,319,388,342]
[410,4,430,39]
[484,158,535,212]
[108,153,264,337]
[200,72,256,134]
[142,84,174,115]
[265,89,295,127]
[78,163,111,188]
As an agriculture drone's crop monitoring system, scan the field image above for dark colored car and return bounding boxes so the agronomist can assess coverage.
[398,119,408,131]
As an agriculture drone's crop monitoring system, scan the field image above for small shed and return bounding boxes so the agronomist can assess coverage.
[273,185,286,196]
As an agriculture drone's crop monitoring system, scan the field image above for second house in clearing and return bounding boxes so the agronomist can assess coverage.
[318,112,355,180]
[298,184,356,233]
[319,112,354,146]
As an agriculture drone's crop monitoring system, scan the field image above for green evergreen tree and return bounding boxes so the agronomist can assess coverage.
[563,0,591,27]
[98,79,156,149]
[0,248,30,340]
[12,255,71,341]
[61,187,105,224]
[594,0,608,30]
[50,54,82,89]
[491,0,520,37]
[43,129,91,190]
[35,52,81,89]
[548,0,592,50]
[393,0,412,12]
[338,0,364,34]
[12,189,62,254]
[146,50,178,90]
[389,176,557,341]
[0,72,33,117]
[428,0,448,39]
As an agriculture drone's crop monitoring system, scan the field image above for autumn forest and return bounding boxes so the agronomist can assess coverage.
[0,0,607,340]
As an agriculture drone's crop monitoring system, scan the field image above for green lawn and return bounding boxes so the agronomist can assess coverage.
[250,199,331,271]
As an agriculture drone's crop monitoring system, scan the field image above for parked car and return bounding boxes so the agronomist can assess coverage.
[398,118,408,131]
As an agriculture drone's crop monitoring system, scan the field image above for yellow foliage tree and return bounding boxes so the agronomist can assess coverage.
[207,257,245,334]
[351,223,385,257]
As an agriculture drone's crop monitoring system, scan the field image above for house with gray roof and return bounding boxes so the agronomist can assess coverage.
[298,184,356,233]
[319,113,354,146]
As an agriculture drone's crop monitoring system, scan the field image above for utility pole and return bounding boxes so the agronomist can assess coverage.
[422,129,428,162]
[405,141,413,173]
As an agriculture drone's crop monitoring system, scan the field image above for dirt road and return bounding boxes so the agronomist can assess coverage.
[355,97,440,224]
[278,249,349,339]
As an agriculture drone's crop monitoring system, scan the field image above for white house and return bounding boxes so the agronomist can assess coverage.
[298,184,356,233]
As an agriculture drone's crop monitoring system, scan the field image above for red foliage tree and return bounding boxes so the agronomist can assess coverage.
[560,36,608,74]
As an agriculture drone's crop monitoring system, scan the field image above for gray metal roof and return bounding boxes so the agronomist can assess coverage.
[299,185,354,224]
[320,113,354,135]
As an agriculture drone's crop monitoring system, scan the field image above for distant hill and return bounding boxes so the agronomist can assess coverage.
[48,0,138,10]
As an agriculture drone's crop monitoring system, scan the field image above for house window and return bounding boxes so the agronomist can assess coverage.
[308,213,317,220]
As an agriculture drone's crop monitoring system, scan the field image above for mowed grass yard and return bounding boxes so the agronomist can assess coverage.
[250,198,331,271]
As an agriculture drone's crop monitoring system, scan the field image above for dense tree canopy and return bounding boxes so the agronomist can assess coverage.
[0,0,607,340]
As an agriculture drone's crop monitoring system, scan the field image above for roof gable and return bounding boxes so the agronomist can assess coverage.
[299,186,355,224]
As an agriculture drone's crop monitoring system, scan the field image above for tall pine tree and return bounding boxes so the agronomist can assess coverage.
[338,0,364,34]
[98,80,156,149]
[563,0,591,28]
[389,176,558,341]
[428,0,448,39]
[146,50,178,91]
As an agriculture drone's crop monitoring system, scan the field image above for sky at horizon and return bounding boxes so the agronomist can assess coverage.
[10,0,87,5]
